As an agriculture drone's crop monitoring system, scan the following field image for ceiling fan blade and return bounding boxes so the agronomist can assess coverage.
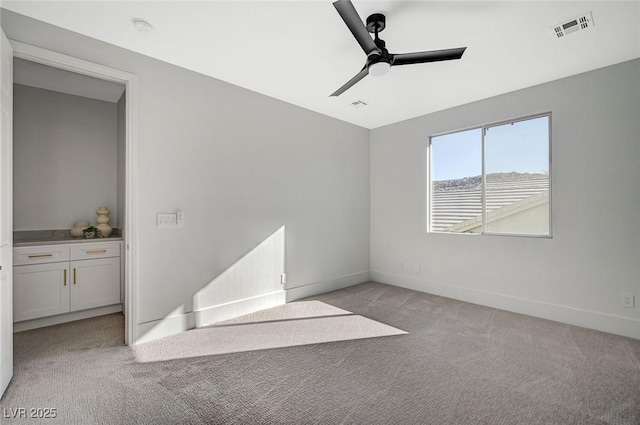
[330,66,369,97]
[333,0,378,55]
[391,47,467,66]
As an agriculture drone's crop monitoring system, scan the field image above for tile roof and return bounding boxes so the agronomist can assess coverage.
[431,173,550,232]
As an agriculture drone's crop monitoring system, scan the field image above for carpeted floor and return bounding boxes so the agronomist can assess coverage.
[1,281,639,424]
[133,300,407,362]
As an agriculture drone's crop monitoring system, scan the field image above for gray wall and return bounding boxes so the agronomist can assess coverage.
[1,10,370,340]
[370,58,640,339]
[13,84,118,230]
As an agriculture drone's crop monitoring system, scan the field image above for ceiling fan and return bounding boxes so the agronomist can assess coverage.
[331,0,467,97]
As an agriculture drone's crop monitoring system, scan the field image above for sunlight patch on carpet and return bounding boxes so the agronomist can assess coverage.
[133,301,407,362]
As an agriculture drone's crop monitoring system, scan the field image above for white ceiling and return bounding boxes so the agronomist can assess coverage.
[14,58,125,103]
[4,1,640,129]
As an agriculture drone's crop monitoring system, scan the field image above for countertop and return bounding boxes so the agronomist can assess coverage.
[14,229,123,247]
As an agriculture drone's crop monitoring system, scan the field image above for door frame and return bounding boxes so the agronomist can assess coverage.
[1,28,14,399]
[11,41,138,345]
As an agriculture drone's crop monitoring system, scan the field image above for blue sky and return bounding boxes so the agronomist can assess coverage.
[431,116,549,181]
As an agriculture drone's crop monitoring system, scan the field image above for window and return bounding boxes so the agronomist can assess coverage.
[428,114,551,237]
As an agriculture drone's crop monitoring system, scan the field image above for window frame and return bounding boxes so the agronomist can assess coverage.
[426,112,552,238]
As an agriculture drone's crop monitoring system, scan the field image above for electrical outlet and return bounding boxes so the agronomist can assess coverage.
[621,293,635,308]
[399,261,404,271]
[281,273,287,285]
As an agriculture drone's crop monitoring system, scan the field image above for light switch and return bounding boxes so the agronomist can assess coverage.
[157,213,177,227]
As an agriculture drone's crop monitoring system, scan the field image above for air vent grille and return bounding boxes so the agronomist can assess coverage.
[350,100,368,108]
[550,12,594,39]
[579,16,589,29]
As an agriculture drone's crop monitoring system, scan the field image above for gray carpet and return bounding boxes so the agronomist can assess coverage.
[1,281,639,424]
[134,301,407,362]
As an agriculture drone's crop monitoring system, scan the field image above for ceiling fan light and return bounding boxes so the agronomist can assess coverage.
[368,61,391,77]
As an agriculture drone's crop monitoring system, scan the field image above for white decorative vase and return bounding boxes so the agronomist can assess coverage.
[71,220,90,238]
[70,227,84,238]
[96,224,112,238]
[96,207,112,238]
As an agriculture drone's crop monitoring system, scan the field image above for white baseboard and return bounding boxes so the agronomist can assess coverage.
[136,311,195,345]
[135,271,371,345]
[371,270,640,340]
[136,290,287,344]
[14,304,123,333]
[286,270,371,302]
[194,290,286,327]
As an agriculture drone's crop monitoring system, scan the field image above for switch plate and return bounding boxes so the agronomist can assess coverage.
[157,213,177,227]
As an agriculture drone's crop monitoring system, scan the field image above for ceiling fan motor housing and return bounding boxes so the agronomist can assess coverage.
[366,13,386,33]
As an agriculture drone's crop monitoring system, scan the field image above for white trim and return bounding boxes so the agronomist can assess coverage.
[9,41,139,345]
[370,270,640,340]
[194,290,286,328]
[481,127,487,232]
[13,304,122,333]
[424,139,431,233]
[429,111,553,139]
[10,41,133,85]
[136,312,196,345]
[0,30,14,398]
[285,270,370,302]
[136,290,289,344]
[135,269,370,345]
[124,77,138,346]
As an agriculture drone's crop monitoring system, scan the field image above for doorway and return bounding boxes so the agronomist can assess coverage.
[8,41,138,346]
[13,58,126,330]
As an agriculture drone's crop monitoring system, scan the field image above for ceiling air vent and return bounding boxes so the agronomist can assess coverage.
[350,100,368,108]
[550,12,594,38]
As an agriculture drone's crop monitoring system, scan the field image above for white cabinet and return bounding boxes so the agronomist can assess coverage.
[70,257,120,311]
[13,262,70,322]
[13,241,121,322]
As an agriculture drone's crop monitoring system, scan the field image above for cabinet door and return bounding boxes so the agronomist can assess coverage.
[14,263,70,322]
[70,257,120,312]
